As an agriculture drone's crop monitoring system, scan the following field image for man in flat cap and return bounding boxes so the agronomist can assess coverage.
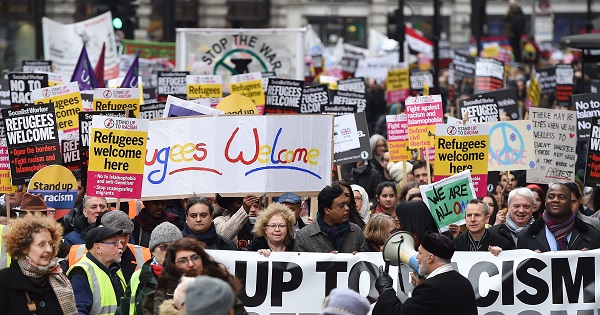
[373,232,477,315]
[67,226,127,315]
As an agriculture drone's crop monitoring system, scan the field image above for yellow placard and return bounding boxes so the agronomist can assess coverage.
[386,69,409,91]
[188,83,223,99]
[389,141,412,161]
[88,128,147,174]
[0,171,14,194]
[216,94,258,115]
[34,90,83,131]
[423,84,430,96]
[434,135,488,175]
[93,88,141,118]
[229,80,265,107]
[408,125,435,148]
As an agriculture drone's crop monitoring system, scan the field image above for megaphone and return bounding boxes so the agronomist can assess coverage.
[382,231,419,272]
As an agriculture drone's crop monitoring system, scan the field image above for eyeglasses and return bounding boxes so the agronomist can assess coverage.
[176,254,201,266]
[157,244,169,251]
[266,224,286,230]
[99,240,121,246]
[34,242,55,249]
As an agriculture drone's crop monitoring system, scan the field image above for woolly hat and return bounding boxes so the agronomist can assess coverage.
[421,231,455,260]
[387,161,413,183]
[101,210,134,234]
[185,276,235,315]
[149,222,183,251]
[321,288,370,315]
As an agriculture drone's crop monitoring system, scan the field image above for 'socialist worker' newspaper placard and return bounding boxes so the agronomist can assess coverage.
[87,116,149,199]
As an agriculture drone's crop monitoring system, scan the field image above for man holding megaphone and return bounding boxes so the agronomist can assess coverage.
[373,232,478,315]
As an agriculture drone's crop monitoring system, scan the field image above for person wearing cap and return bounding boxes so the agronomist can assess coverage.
[452,199,514,253]
[116,222,182,315]
[64,196,109,245]
[518,183,600,252]
[185,276,236,315]
[321,288,370,315]
[132,199,184,248]
[278,192,306,232]
[295,185,368,253]
[67,226,127,315]
[373,232,477,315]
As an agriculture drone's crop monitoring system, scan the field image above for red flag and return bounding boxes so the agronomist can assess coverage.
[95,42,106,88]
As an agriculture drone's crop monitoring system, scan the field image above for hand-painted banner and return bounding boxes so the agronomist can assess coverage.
[87,116,149,199]
[386,114,411,162]
[528,108,577,184]
[31,82,83,132]
[420,170,476,231]
[142,115,333,198]
[435,124,489,197]
[405,95,444,148]
[488,120,536,172]
[2,104,62,184]
[209,249,600,315]
[176,28,304,80]
[42,12,119,79]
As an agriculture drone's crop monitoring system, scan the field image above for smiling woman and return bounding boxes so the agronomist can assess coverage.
[0,212,77,314]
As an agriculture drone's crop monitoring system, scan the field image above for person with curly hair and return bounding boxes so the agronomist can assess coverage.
[246,203,296,256]
[0,211,78,314]
[151,238,247,315]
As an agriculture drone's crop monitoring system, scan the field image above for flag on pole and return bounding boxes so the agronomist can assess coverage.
[94,42,106,88]
[405,25,433,57]
[71,44,99,91]
[120,51,141,88]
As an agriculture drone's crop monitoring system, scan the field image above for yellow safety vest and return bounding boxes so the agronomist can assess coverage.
[67,255,127,315]
[128,269,142,315]
[68,243,150,270]
[0,225,11,268]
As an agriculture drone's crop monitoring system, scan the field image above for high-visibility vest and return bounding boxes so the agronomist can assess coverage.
[0,225,11,268]
[67,255,126,315]
[127,269,142,315]
[68,243,151,270]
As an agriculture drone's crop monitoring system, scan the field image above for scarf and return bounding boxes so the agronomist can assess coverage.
[505,214,534,234]
[183,222,218,245]
[543,209,576,250]
[138,208,180,232]
[316,212,350,251]
[468,229,488,251]
[18,256,78,315]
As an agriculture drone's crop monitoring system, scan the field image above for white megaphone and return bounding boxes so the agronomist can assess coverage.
[382,231,419,272]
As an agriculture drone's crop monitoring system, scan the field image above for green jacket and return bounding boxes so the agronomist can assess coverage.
[116,260,157,315]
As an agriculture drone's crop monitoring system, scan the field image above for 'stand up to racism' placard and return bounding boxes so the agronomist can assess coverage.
[31,82,83,132]
[87,116,148,199]
[2,104,61,184]
[528,108,577,184]
[435,124,489,197]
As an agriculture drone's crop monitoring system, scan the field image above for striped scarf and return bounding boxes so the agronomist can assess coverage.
[543,209,576,251]
[18,256,78,314]
[468,229,488,251]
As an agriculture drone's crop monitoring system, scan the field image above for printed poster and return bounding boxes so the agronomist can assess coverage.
[186,75,223,99]
[571,93,600,141]
[301,84,329,114]
[459,96,499,123]
[386,68,410,103]
[87,116,149,199]
[8,73,49,107]
[157,71,189,101]
[31,82,83,132]
[585,116,600,188]
[93,88,141,118]
[229,72,265,114]
[386,114,412,162]
[405,95,444,148]
[334,113,370,165]
[264,78,304,114]
[27,165,78,220]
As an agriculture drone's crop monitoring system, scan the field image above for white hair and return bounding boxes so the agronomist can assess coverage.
[507,187,534,206]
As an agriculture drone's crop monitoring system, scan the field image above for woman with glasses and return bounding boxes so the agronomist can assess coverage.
[152,237,247,314]
[246,203,296,257]
[116,222,182,315]
[0,212,78,314]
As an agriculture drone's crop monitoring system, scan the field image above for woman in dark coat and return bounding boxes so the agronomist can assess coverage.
[0,211,77,315]
[246,203,296,256]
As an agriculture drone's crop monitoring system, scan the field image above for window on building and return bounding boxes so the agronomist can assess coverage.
[308,16,367,48]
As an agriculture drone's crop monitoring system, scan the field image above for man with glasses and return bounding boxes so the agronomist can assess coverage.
[68,226,127,315]
[488,187,536,248]
[518,183,600,252]
[116,222,182,315]
[64,196,109,245]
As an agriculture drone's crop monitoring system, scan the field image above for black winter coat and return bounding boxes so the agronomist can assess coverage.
[453,230,514,251]
[0,261,64,315]
[518,217,600,252]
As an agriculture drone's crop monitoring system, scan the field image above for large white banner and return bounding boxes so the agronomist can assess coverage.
[209,249,600,315]
[142,115,333,198]
[176,28,305,81]
[42,12,120,79]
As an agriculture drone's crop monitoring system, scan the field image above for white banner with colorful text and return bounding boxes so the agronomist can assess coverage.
[142,115,333,198]
[209,249,600,315]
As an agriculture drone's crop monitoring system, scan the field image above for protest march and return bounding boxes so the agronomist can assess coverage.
[2,7,600,315]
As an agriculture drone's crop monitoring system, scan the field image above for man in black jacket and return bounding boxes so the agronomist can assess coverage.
[488,187,535,248]
[373,232,478,315]
[182,196,238,250]
[453,199,513,252]
[518,183,600,252]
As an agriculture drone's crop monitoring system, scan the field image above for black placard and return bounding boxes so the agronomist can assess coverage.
[555,64,574,107]
[571,93,600,141]
[476,88,520,120]
[139,101,166,119]
[22,60,52,73]
[264,78,304,114]
[333,112,371,165]
[330,90,366,113]
[338,78,366,93]
[157,71,189,101]
[8,73,49,107]
[475,58,504,92]
[301,84,329,114]
[409,69,433,96]
[0,79,10,108]
[459,96,499,123]
[537,66,556,96]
